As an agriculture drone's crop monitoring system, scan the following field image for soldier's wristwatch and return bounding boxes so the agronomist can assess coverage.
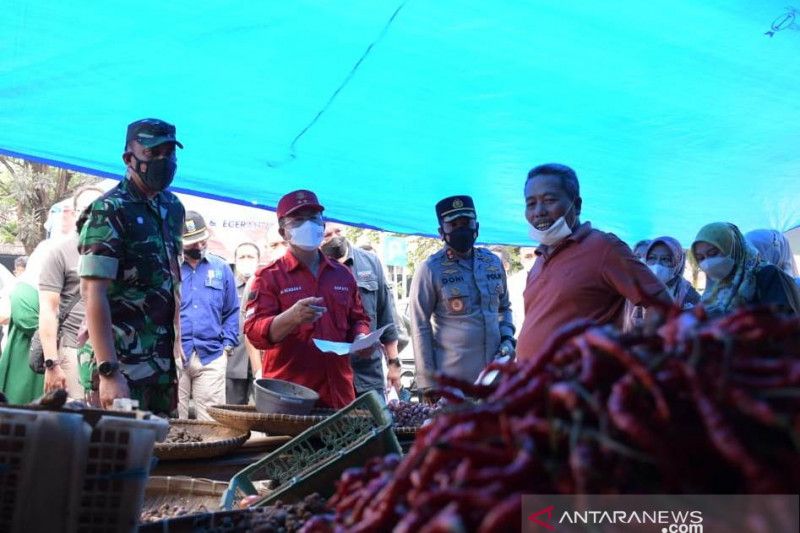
[387,358,401,368]
[98,360,120,377]
[44,358,60,370]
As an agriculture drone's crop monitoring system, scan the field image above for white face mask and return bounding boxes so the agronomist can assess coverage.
[236,259,258,279]
[699,256,735,281]
[528,202,575,246]
[648,263,673,284]
[287,220,324,251]
[528,215,573,246]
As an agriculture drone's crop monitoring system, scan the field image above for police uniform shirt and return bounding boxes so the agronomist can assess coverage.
[409,246,514,389]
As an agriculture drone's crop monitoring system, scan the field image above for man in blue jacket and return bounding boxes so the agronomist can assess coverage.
[178,211,239,420]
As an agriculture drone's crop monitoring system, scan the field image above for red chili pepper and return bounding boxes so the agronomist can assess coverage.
[679,362,783,492]
[476,494,521,533]
[416,502,466,533]
[726,387,782,428]
[607,375,662,453]
[463,446,537,488]
[495,319,595,397]
[434,441,515,465]
[584,328,670,422]
[549,381,579,412]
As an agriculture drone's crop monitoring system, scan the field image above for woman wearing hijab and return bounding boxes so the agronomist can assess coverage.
[0,241,51,403]
[622,239,653,330]
[644,236,701,309]
[631,239,651,262]
[691,223,800,317]
[745,229,800,287]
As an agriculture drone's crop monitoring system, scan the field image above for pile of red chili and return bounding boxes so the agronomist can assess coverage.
[303,305,800,532]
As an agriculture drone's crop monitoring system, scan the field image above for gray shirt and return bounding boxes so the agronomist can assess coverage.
[409,245,514,389]
[39,233,84,348]
[344,245,399,394]
[227,276,251,379]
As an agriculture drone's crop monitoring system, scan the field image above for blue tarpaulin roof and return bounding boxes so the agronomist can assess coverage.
[2,1,799,246]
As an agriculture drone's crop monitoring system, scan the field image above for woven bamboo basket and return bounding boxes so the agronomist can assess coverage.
[207,404,338,436]
[140,476,273,526]
[153,419,250,460]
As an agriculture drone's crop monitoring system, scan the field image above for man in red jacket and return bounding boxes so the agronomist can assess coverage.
[243,190,372,408]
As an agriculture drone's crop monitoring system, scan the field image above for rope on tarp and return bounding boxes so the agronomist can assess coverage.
[266,1,409,168]
[765,7,799,37]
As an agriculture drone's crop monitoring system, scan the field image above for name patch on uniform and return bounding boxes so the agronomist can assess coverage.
[334,285,350,292]
[441,276,464,285]
[486,273,503,281]
[357,270,373,279]
[281,286,302,294]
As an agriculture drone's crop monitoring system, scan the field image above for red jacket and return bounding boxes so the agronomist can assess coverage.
[244,250,370,408]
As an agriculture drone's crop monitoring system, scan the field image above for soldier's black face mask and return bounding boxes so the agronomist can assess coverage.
[130,153,177,192]
[444,227,477,253]
[321,236,348,260]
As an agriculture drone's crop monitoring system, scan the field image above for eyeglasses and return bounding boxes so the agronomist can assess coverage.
[284,214,324,228]
[646,255,673,267]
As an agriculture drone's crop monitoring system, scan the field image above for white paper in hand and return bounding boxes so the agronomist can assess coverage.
[313,339,352,356]
[350,324,392,352]
[314,323,393,356]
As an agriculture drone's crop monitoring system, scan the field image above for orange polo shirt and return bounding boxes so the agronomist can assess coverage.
[516,222,666,361]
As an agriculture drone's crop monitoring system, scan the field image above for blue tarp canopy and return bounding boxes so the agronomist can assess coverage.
[2,1,799,246]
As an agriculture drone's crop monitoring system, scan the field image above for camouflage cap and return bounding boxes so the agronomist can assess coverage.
[126,118,183,149]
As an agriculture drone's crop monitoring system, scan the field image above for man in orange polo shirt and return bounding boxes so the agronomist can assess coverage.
[243,190,373,408]
[516,163,672,361]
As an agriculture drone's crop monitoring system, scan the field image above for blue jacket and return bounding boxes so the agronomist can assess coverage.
[180,253,240,365]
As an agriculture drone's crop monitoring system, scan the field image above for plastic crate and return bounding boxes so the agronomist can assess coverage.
[0,407,89,533]
[0,405,167,533]
[222,390,401,510]
[76,414,168,532]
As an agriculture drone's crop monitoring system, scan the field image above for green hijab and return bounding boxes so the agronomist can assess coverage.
[692,222,762,314]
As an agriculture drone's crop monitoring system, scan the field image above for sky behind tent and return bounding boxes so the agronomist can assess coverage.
[2,1,799,246]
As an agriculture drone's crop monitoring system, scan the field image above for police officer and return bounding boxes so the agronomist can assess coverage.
[408,195,515,401]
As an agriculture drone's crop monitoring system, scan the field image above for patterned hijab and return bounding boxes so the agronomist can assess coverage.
[745,229,799,278]
[692,222,763,314]
[646,236,690,304]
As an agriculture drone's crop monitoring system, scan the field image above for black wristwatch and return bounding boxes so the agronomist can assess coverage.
[387,358,401,368]
[98,360,120,377]
[44,358,59,370]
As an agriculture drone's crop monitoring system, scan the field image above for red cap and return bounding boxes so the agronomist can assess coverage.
[276,189,324,219]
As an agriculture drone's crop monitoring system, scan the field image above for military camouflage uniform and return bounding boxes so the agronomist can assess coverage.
[78,177,184,414]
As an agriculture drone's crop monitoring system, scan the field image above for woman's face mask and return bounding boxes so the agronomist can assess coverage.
[699,256,736,281]
[648,263,673,284]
